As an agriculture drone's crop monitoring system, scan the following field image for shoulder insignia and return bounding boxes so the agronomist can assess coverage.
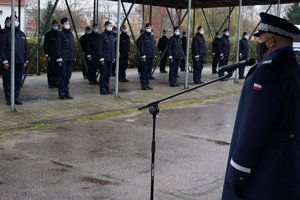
[262,59,273,64]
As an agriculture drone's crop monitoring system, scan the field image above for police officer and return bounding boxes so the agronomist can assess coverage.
[79,26,91,79]
[98,21,116,95]
[192,26,206,84]
[218,28,231,79]
[86,24,100,85]
[238,32,250,79]
[180,31,187,72]
[119,25,130,82]
[222,13,300,200]
[57,17,76,100]
[136,29,144,74]
[0,17,11,78]
[137,23,157,90]
[43,20,60,88]
[157,29,169,73]
[168,27,182,87]
[211,32,222,74]
[1,16,28,105]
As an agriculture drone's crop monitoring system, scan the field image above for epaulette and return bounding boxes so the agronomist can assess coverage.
[262,59,273,64]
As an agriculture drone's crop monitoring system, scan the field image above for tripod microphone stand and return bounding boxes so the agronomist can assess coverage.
[138,72,233,200]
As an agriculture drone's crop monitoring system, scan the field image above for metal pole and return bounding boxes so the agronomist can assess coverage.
[277,0,281,17]
[37,0,40,76]
[184,0,192,89]
[115,0,121,97]
[192,8,196,38]
[149,5,152,24]
[96,0,99,24]
[93,0,96,24]
[142,4,145,28]
[121,2,135,27]
[166,8,175,29]
[235,0,243,83]
[11,0,16,111]
[18,0,21,27]
[202,8,214,40]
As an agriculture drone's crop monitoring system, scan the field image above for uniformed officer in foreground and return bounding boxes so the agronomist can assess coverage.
[57,17,76,100]
[137,23,156,90]
[192,26,206,84]
[238,32,250,79]
[168,27,182,87]
[43,20,60,88]
[1,16,28,105]
[98,21,116,95]
[222,13,300,200]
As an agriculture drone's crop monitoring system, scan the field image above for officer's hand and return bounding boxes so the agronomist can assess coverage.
[58,61,63,67]
[194,56,200,62]
[142,57,146,62]
[3,64,9,70]
[169,58,173,63]
[100,61,105,65]
[212,53,215,58]
[113,59,116,63]
[74,58,77,62]
[24,63,27,68]
[220,55,224,60]
[47,56,51,62]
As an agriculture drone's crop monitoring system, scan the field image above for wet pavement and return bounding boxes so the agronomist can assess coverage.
[0,65,244,199]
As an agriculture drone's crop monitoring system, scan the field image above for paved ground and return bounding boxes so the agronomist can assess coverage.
[0,65,245,199]
[0,65,244,132]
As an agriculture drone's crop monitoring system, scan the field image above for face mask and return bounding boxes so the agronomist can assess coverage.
[199,30,204,35]
[86,30,92,34]
[106,26,113,32]
[64,24,70,30]
[93,28,99,33]
[244,35,250,40]
[174,31,180,36]
[146,28,151,33]
[122,29,128,33]
[53,26,59,31]
[225,32,229,36]
[15,21,19,27]
[217,35,221,38]
[257,41,269,60]
[5,22,11,27]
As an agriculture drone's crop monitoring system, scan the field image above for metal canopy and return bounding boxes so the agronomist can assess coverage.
[109,0,298,9]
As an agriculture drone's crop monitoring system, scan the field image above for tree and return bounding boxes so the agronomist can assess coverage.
[40,0,54,35]
[286,3,300,24]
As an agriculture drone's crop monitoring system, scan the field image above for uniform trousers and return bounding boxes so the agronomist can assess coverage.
[193,58,204,83]
[2,63,24,102]
[169,59,180,85]
[140,58,153,89]
[58,61,73,97]
[99,61,113,93]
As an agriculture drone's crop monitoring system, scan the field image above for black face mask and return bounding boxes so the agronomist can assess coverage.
[257,42,268,61]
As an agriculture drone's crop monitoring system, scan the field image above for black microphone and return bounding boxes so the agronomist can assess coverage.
[218,58,256,73]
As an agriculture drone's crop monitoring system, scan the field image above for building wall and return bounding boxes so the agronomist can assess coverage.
[0,5,26,32]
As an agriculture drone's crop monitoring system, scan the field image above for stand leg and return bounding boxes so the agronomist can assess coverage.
[149,104,159,200]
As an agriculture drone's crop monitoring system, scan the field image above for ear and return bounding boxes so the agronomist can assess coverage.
[268,36,276,48]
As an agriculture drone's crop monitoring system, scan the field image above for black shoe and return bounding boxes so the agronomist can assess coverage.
[170,84,176,87]
[107,91,113,95]
[141,87,148,90]
[199,81,204,84]
[89,81,95,85]
[175,84,180,87]
[160,71,167,73]
[238,76,245,80]
[15,99,23,105]
[100,91,108,95]
[65,95,73,99]
[48,85,55,89]
[123,79,129,82]
[177,75,180,78]
[59,96,66,100]
[6,101,11,105]
[147,86,153,90]
[119,79,129,82]
[194,81,200,84]
[111,73,116,77]
[149,76,155,80]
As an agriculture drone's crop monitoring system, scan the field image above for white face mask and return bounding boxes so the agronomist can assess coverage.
[86,30,92,34]
[122,29,128,33]
[106,26,113,32]
[146,28,152,33]
[53,25,59,31]
[217,35,221,38]
[225,32,229,36]
[174,31,180,36]
[5,22,11,27]
[93,28,99,33]
[199,30,204,35]
[15,21,19,27]
[244,35,250,40]
[64,23,70,30]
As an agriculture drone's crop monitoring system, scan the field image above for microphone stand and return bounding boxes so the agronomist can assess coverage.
[138,72,233,200]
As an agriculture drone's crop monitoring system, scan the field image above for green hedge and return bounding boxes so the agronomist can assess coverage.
[23,37,259,75]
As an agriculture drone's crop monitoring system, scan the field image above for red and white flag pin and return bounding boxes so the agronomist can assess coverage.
[253,83,262,91]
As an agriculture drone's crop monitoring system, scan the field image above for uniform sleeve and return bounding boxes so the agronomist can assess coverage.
[226,64,283,186]
[191,37,198,57]
[24,33,28,62]
[43,32,49,56]
[1,32,9,63]
[98,34,104,60]
[168,38,173,58]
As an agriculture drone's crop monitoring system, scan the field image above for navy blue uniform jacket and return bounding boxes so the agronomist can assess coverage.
[212,37,223,56]
[221,35,230,57]
[157,36,169,52]
[87,32,101,60]
[43,29,60,59]
[1,28,28,64]
[222,47,300,200]
[239,38,249,59]
[98,30,116,62]
[59,29,76,61]
[168,35,182,59]
[120,32,130,56]
[191,33,206,58]
[138,32,157,59]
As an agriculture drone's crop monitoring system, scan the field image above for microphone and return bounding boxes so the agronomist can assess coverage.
[218,58,256,73]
